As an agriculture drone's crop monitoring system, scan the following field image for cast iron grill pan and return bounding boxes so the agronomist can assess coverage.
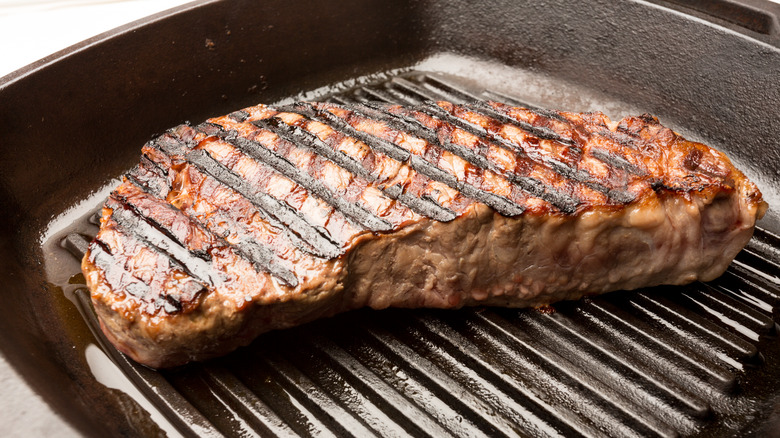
[56,72,780,437]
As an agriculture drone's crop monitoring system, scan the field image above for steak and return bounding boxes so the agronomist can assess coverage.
[81,100,767,368]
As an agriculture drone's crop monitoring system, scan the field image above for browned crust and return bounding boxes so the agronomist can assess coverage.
[82,101,767,367]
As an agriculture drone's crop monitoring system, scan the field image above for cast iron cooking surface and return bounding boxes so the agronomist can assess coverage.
[3,0,780,436]
[47,70,780,437]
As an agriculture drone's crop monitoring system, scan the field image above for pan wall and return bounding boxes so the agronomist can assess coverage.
[0,0,777,434]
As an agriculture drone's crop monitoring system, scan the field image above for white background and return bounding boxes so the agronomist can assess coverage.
[0,0,194,78]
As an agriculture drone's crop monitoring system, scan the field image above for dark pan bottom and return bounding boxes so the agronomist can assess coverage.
[46,68,780,438]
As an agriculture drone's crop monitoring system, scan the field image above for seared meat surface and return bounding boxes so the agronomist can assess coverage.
[82,100,767,367]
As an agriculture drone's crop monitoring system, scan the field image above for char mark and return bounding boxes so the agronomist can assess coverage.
[358,101,442,145]
[229,110,251,122]
[278,102,411,163]
[123,161,299,287]
[231,237,299,288]
[439,132,579,214]
[89,238,204,313]
[196,122,225,137]
[89,239,152,299]
[138,153,169,176]
[413,102,581,213]
[211,121,393,233]
[543,157,636,204]
[124,168,166,199]
[185,147,343,259]
[416,101,489,138]
[255,116,374,180]
[148,132,341,259]
[464,100,576,146]
[107,196,219,286]
[327,102,526,216]
[149,132,191,157]
[357,102,580,214]
[428,101,635,205]
[590,148,646,176]
[275,102,458,222]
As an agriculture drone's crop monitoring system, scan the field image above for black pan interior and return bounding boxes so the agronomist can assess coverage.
[1,0,779,436]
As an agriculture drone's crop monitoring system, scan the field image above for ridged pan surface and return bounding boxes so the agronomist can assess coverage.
[52,72,780,437]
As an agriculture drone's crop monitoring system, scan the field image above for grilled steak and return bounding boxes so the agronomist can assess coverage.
[82,100,767,368]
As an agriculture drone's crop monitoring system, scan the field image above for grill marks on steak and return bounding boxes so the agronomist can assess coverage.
[82,100,766,367]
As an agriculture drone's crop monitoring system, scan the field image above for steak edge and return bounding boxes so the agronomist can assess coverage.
[82,100,767,368]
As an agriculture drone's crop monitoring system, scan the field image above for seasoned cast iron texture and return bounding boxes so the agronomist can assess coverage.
[56,72,780,437]
[1,0,779,436]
